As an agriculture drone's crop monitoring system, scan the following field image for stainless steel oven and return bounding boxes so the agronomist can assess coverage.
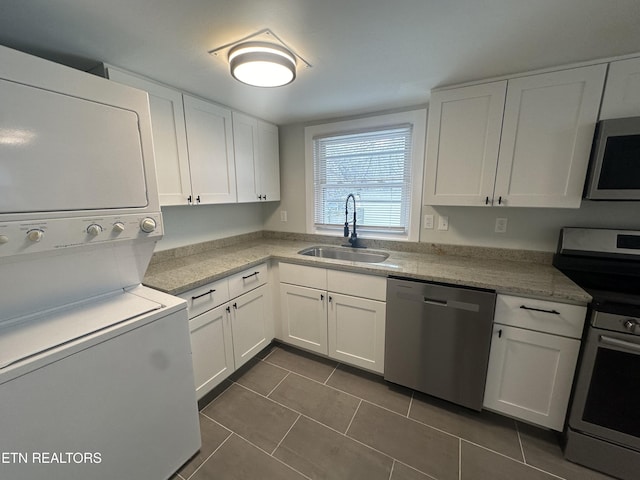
[553,228,640,480]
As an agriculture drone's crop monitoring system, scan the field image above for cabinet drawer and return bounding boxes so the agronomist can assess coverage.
[179,278,230,319]
[228,263,268,299]
[279,263,327,290]
[494,294,586,339]
[327,270,386,301]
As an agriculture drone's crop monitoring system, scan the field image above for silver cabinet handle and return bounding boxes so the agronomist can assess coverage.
[600,335,640,353]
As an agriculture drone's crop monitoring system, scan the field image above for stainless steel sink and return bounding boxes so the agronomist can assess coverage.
[297,246,389,263]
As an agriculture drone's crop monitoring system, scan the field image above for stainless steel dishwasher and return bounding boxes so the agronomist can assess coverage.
[384,277,496,410]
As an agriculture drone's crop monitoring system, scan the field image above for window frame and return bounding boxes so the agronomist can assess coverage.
[305,109,426,241]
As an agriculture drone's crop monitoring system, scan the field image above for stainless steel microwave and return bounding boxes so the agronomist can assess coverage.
[584,116,640,200]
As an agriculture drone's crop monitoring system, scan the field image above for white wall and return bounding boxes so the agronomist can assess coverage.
[157,203,264,251]
[266,119,640,252]
[420,203,640,251]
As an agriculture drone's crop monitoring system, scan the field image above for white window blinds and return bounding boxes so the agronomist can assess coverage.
[312,125,414,234]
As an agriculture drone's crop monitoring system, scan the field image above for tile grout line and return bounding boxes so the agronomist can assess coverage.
[213,425,313,480]
[324,363,339,385]
[214,373,439,480]
[460,438,566,480]
[459,438,462,480]
[407,390,414,417]
[266,371,291,397]
[182,431,233,480]
[515,421,527,464]
[271,413,302,456]
[224,351,565,480]
[301,410,437,480]
[214,380,411,476]
[217,373,561,480]
[344,398,363,435]
[388,459,395,480]
[261,361,364,402]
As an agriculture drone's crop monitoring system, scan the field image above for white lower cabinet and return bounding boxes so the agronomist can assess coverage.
[230,284,271,369]
[278,263,386,374]
[180,263,272,400]
[189,304,234,400]
[280,283,328,355]
[328,293,386,373]
[483,294,586,431]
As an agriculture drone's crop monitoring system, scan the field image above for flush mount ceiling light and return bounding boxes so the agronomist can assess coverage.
[209,28,311,88]
[229,42,296,87]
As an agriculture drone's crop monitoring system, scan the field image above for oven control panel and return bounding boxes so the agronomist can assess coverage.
[0,213,162,258]
[592,310,640,335]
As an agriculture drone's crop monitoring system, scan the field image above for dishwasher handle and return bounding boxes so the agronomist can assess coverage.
[396,289,483,312]
[423,297,448,306]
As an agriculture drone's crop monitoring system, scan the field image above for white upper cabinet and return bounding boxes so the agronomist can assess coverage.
[257,120,281,202]
[425,64,607,208]
[600,57,640,119]
[183,95,237,204]
[424,81,506,206]
[233,112,259,203]
[104,67,192,206]
[104,66,279,206]
[233,112,280,203]
[495,65,606,208]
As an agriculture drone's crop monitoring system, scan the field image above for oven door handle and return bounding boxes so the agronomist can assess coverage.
[600,335,640,353]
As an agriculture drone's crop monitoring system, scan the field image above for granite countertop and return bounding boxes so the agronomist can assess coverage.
[143,239,591,305]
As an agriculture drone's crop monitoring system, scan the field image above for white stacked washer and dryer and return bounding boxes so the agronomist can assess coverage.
[0,45,200,479]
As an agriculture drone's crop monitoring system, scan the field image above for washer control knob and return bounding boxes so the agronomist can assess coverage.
[27,229,44,242]
[0,235,8,244]
[140,218,157,233]
[112,222,125,233]
[87,224,103,236]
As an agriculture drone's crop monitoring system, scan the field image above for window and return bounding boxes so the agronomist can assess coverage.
[305,110,426,241]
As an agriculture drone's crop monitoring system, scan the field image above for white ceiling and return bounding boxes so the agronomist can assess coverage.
[1,0,640,125]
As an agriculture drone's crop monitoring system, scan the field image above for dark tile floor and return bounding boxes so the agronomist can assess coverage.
[171,343,614,480]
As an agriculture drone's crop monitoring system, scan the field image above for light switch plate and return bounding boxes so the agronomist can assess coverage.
[438,216,449,231]
[423,214,434,229]
[495,217,507,233]
[280,210,288,222]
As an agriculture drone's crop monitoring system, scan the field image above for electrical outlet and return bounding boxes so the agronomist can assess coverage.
[438,216,449,231]
[423,214,434,229]
[495,217,508,233]
[280,210,288,222]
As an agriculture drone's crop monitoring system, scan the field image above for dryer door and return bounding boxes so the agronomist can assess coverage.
[0,77,148,214]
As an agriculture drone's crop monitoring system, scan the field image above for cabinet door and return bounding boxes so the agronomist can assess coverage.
[230,285,271,368]
[279,283,328,355]
[105,68,192,206]
[600,57,640,120]
[183,95,237,204]
[494,65,606,208]
[328,293,386,374]
[483,325,580,431]
[189,304,235,400]
[424,81,506,206]
[233,111,260,203]
[257,121,281,202]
